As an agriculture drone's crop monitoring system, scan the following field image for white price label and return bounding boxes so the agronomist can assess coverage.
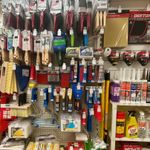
[27,89,31,95]
[36,65,40,71]
[13,64,16,70]
[40,89,44,96]
[90,108,94,116]
[48,86,52,93]
[97,0,108,9]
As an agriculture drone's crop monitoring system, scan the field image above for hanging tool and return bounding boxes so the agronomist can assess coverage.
[104,71,110,143]
[54,87,61,113]
[38,0,51,31]
[22,30,33,65]
[15,65,30,91]
[7,30,14,62]
[13,29,22,63]
[61,88,66,112]
[33,29,40,71]
[16,3,25,30]
[72,83,83,111]
[61,63,70,88]
[0,33,8,62]
[65,0,74,32]
[6,2,16,29]
[70,57,78,83]
[67,88,73,113]
[79,58,87,83]
[81,109,87,126]
[83,27,88,46]
[53,29,66,66]
[43,88,49,110]
[50,0,63,32]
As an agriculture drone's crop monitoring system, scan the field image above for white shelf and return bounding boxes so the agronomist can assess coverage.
[110,101,150,107]
[116,137,150,142]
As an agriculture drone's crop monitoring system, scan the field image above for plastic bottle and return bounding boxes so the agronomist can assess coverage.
[138,111,146,138]
[126,111,138,138]
[146,111,150,138]
[110,80,120,102]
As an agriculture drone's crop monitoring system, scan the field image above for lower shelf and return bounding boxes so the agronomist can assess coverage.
[115,137,150,142]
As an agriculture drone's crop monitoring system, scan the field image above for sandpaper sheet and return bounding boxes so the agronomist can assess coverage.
[104,13,129,48]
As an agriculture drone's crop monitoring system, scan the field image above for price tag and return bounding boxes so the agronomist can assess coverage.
[90,108,94,116]
[13,36,19,48]
[100,28,104,34]
[13,64,16,70]
[40,89,44,96]
[97,0,108,9]
[48,86,52,93]
[13,93,17,100]
[36,65,39,71]
[27,89,31,95]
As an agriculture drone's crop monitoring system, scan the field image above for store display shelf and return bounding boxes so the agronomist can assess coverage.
[110,101,150,107]
[0,103,31,109]
[115,137,150,142]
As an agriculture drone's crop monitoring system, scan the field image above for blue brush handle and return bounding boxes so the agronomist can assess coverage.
[31,88,37,103]
[43,88,49,108]
[83,34,89,46]
[87,109,92,132]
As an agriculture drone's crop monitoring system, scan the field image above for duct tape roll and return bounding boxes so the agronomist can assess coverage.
[104,47,111,57]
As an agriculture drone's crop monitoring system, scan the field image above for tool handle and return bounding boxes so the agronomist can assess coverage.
[83,34,88,46]
[87,109,92,132]
[71,34,75,47]
[44,49,49,65]
[36,50,41,65]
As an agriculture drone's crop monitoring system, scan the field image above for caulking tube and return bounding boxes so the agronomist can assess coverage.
[136,69,141,103]
[125,69,131,103]
[120,68,126,103]
[131,68,136,103]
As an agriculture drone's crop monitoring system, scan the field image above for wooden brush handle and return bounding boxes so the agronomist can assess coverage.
[36,50,41,65]
[9,50,14,62]
[100,11,103,27]
[44,49,49,65]
[14,47,19,60]
[25,51,30,65]
[95,11,100,32]
[103,11,107,27]
[42,49,45,65]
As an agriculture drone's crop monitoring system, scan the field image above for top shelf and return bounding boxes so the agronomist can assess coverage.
[110,101,150,107]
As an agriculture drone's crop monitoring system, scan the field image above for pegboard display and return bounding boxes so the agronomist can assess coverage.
[0,0,150,150]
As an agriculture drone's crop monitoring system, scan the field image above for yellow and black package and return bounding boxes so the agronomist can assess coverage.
[129,11,150,44]
[104,13,129,48]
